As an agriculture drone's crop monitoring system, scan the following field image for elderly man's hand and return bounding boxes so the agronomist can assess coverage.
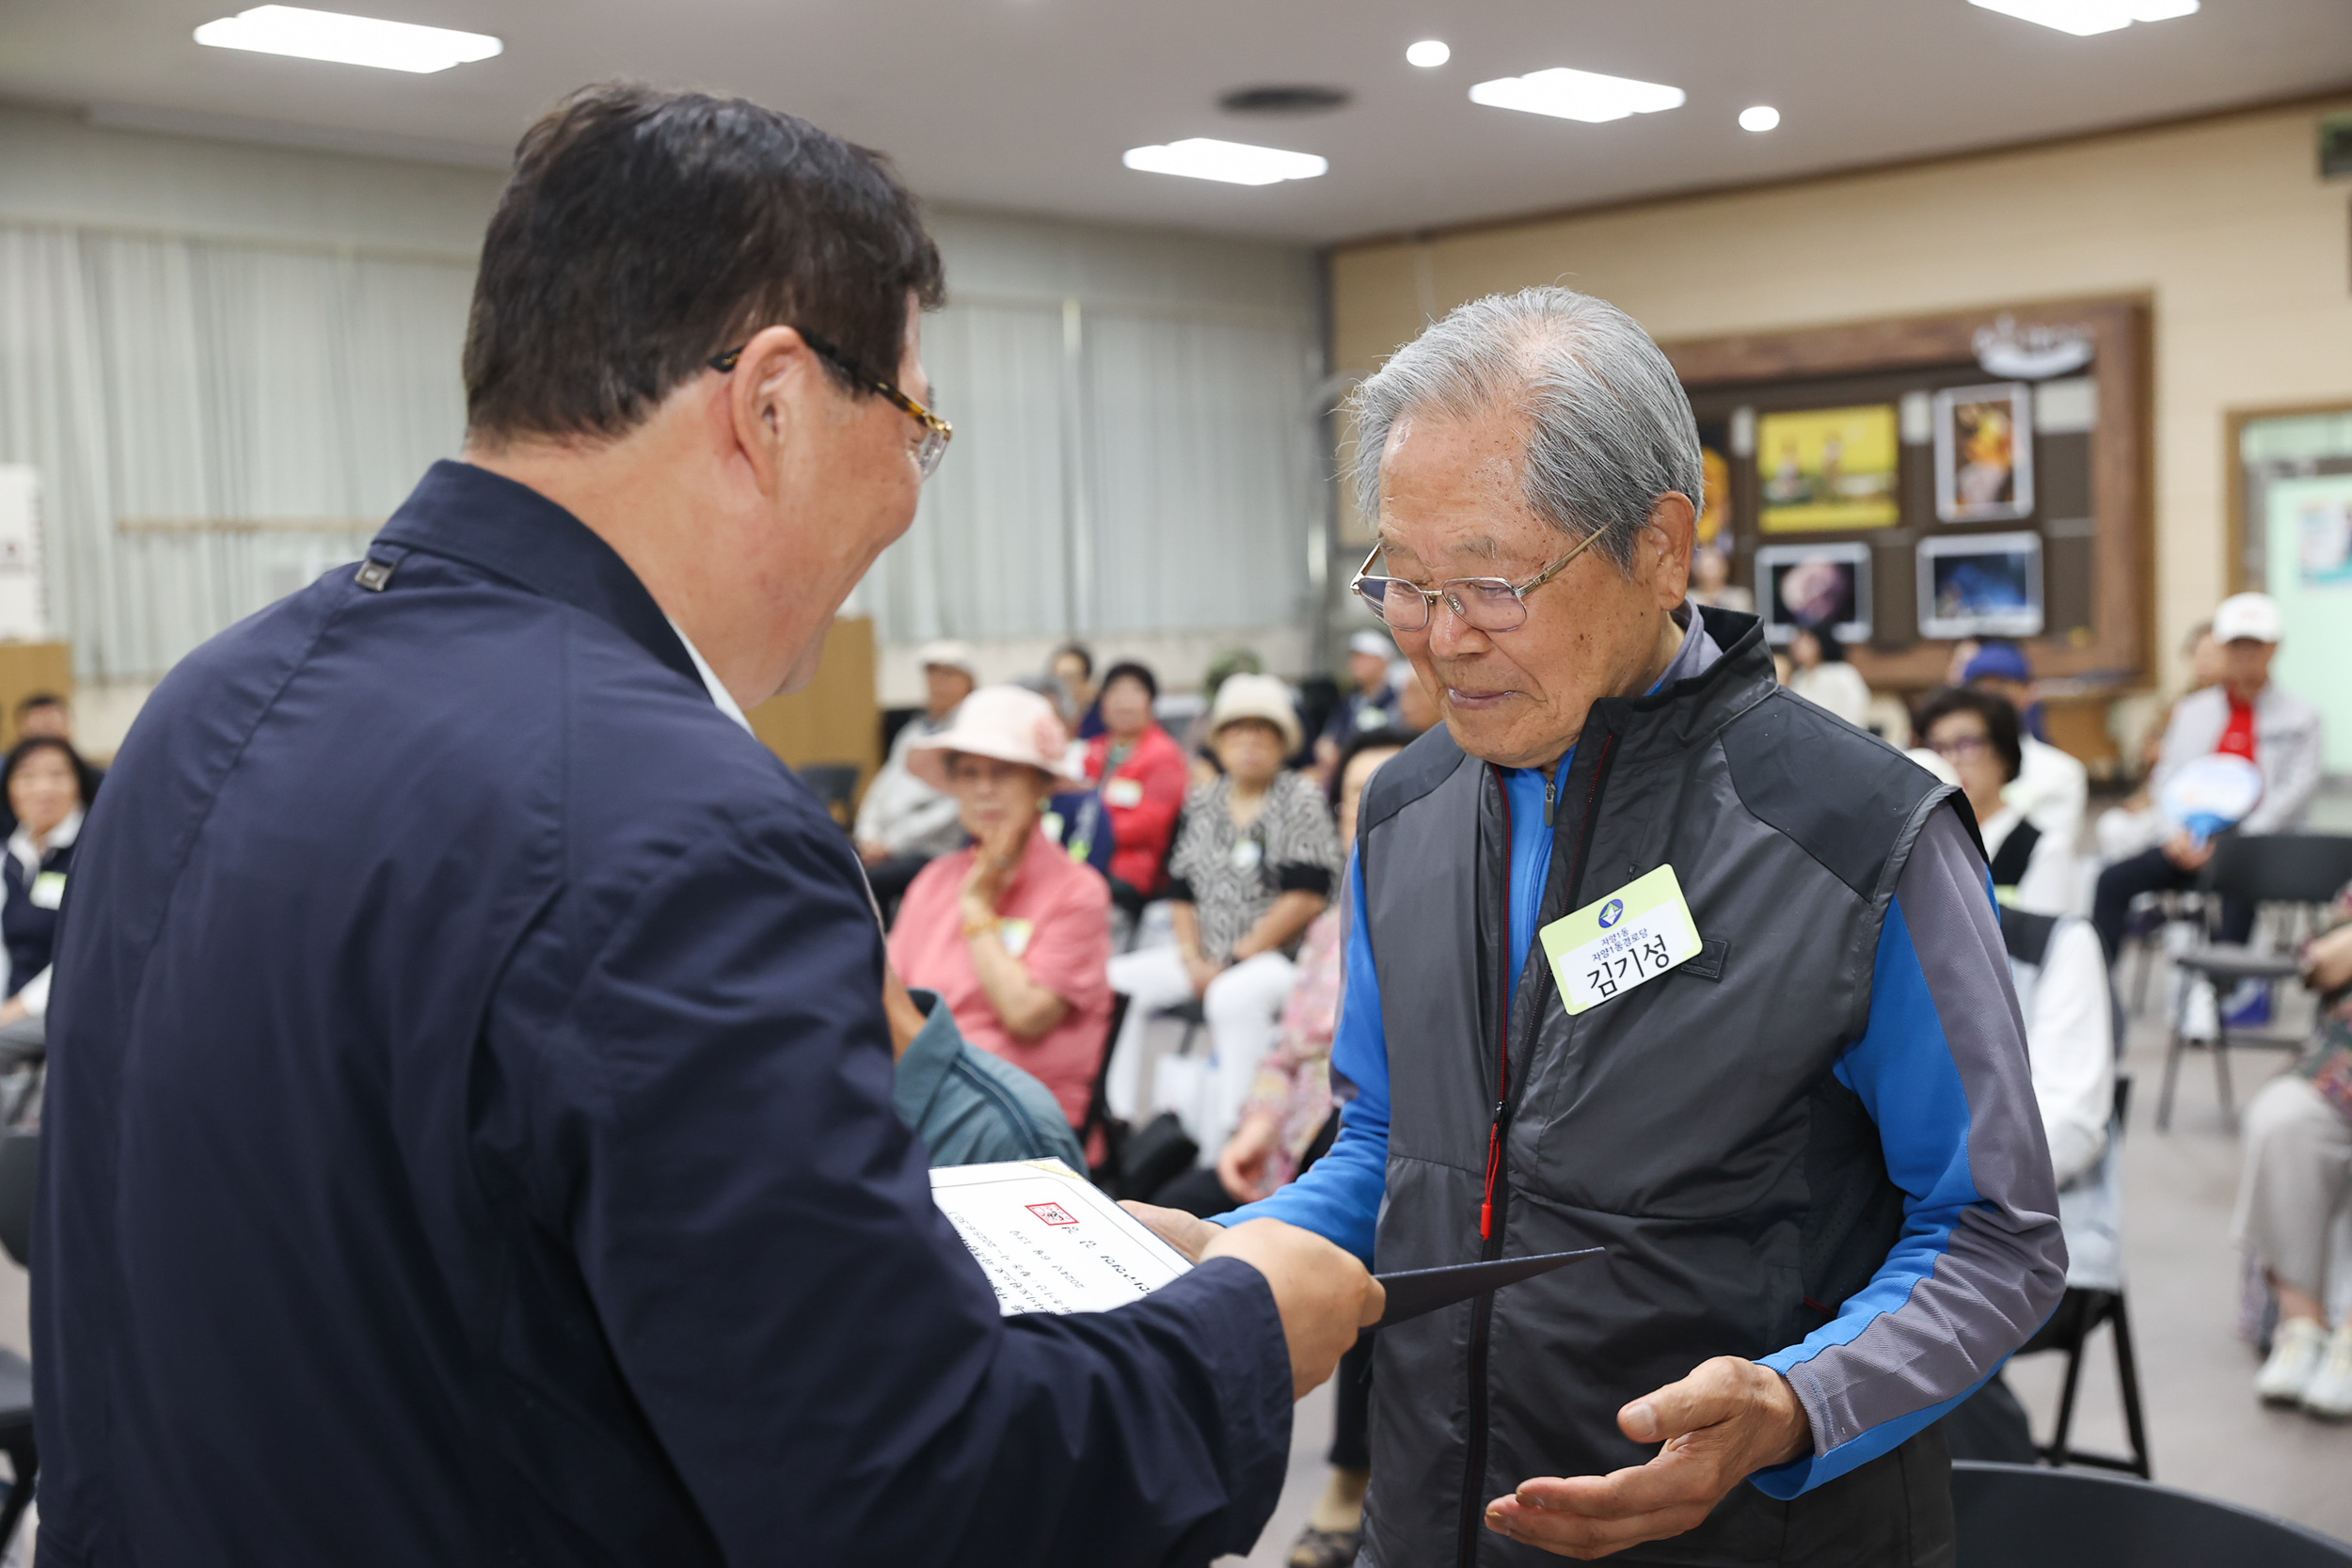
[1199,1217,1384,1400]
[1483,1357,1811,1560]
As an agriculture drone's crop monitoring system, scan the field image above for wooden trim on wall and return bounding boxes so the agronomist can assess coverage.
[1663,293,2153,693]
[2222,398,2352,595]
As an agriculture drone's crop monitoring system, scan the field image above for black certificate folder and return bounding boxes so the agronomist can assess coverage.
[1373,1248,1605,1329]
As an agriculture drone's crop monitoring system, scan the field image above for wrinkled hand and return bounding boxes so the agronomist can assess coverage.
[1199,1217,1384,1400]
[1216,1117,1278,1203]
[2162,831,2215,873]
[1484,1357,1812,1560]
[1120,1199,1220,1262]
[961,818,1025,917]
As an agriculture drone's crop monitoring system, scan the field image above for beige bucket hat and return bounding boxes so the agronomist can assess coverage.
[906,685,1082,790]
[1206,672,1303,755]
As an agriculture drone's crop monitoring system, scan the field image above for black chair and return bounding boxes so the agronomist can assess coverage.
[0,1130,38,1553]
[793,763,863,831]
[1952,1460,2352,1567]
[2160,832,2352,1130]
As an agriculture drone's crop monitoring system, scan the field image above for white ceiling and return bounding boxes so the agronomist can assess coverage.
[4,0,2348,245]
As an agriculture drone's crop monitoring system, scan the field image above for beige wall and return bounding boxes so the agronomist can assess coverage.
[1330,97,2352,694]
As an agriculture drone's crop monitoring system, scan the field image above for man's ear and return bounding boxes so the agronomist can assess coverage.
[1644,491,1697,610]
[720,324,821,496]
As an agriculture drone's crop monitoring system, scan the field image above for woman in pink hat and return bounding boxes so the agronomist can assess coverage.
[888,686,1113,1144]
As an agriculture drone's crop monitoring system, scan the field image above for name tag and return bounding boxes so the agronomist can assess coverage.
[1539,864,1703,1016]
[28,872,65,911]
[1104,778,1144,809]
[1041,810,1067,844]
[999,918,1035,958]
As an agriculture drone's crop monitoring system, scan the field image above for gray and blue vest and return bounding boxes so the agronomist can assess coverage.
[1359,608,1962,1567]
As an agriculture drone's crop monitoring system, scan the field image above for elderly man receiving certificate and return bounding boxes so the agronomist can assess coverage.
[1135,289,2065,1567]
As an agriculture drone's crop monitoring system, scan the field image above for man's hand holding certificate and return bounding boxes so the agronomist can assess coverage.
[932,1162,1382,1399]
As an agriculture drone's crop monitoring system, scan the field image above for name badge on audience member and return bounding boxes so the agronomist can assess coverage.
[1539,864,1702,1016]
[1041,811,1067,845]
[1104,778,1144,809]
[29,872,65,911]
[1230,837,1263,872]
[998,918,1035,958]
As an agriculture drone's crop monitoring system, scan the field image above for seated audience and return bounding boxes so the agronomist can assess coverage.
[1686,545,1753,612]
[1785,624,1871,728]
[1916,687,2077,916]
[1105,673,1341,1159]
[0,736,90,1032]
[855,641,977,909]
[2091,593,2325,967]
[2094,621,2222,865]
[887,687,1113,1135]
[883,964,1086,1170]
[1083,660,1188,907]
[2237,895,2352,1419]
[1050,641,1103,741]
[2,691,100,837]
[1963,641,2086,850]
[1312,630,1403,773]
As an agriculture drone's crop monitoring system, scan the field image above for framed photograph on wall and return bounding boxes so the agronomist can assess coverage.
[1756,541,1872,645]
[1756,405,1900,532]
[1917,531,2044,639]
[1933,383,2034,523]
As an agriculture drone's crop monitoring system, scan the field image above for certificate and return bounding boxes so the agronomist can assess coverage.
[931,1159,1192,1315]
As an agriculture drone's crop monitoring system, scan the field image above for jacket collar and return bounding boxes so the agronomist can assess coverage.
[373,460,702,691]
[1577,605,1775,768]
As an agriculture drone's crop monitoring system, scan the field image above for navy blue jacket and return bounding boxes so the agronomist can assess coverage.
[33,460,1291,1567]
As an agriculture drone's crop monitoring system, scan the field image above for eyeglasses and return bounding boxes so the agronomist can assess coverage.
[1349,529,1603,635]
[709,327,952,480]
[1927,733,1992,761]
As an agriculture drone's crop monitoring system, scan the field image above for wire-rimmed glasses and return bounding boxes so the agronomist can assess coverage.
[1349,529,1603,634]
[709,328,952,480]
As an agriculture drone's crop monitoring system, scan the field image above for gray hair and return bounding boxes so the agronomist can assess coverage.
[1348,287,1703,573]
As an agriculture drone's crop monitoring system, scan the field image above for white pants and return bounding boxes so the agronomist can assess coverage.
[1105,946,1295,1162]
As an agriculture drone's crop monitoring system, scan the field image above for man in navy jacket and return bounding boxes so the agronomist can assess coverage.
[32,85,1378,1568]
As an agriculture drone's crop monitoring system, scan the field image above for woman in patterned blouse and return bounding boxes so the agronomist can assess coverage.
[1104,673,1342,1161]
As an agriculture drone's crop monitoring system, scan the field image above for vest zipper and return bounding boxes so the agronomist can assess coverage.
[1455,733,1620,1568]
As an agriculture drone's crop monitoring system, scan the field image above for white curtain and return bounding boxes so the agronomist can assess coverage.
[0,223,473,681]
[0,220,1321,680]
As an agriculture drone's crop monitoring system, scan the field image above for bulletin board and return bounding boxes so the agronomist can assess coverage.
[2227,403,2352,772]
[1663,295,2152,696]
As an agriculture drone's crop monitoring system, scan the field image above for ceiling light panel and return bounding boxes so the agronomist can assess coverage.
[1406,40,1450,68]
[1121,138,1327,186]
[1966,0,2198,36]
[1469,67,1686,125]
[1739,105,1781,133]
[193,6,503,73]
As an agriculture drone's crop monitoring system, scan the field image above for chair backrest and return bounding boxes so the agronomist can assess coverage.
[0,1131,34,1270]
[2206,833,2352,911]
[794,764,863,829]
[1953,1460,2352,1567]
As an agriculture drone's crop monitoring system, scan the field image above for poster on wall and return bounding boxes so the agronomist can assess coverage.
[1694,420,1734,556]
[1916,532,2044,639]
[1756,406,1899,532]
[1933,383,2035,523]
[0,468,47,643]
[2280,473,2352,588]
[1756,542,1872,645]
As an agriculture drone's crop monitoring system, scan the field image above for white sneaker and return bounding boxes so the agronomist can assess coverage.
[2301,1324,2352,1419]
[2256,1317,2330,1403]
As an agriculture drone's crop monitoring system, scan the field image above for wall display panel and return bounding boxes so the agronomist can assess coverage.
[1667,295,2149,693]
[2229,404,2352,771]
[1756,542,1872,645]
[1917,531,2043,640]
[1757,405,1899,532]
[1933,383,2036,523]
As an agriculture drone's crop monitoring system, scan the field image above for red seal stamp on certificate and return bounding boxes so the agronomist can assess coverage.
[1025,1202,1079,1227]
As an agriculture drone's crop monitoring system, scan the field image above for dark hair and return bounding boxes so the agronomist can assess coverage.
[1793,625,1848,663]
[1098,660,1158,704]
[3,736,92,809]
[463,84,946,444]
[1052,643,1095,680]
[13,693,62,722]
[1915,687,2022,784]
[1329,727,1410,816]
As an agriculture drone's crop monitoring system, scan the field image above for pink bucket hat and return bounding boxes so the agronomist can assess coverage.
[906,685,1082,791]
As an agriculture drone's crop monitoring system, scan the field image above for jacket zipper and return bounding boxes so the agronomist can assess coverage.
[1454,733,1619,1568]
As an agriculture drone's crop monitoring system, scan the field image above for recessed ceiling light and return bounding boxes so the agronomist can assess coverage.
[1121,138,1328,186]
[1966,0,2197,36]
[1738,105,1781,133]
[193,5,502,73]
[1469,66,1685,125]
[1406,40,1451,68]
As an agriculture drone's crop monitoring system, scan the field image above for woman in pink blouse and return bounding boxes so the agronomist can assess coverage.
[889,687,1112,1137]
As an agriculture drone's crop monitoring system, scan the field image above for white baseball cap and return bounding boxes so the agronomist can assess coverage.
[915,640,979,677]
[2211,593,2282,645]
[1347,629,1396,661]
[906,685,1081,789]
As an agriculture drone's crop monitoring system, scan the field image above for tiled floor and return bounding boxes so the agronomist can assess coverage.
[1221,967,2352,1565]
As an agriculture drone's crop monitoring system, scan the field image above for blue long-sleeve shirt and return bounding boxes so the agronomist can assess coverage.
[1229,734,2055,1497]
